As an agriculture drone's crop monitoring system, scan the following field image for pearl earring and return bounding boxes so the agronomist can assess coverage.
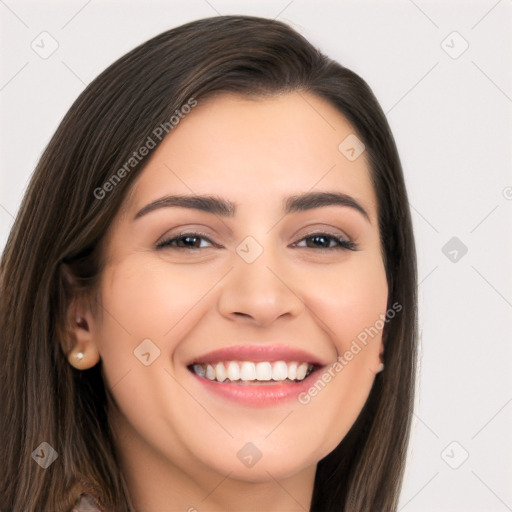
[376,362,384,373]
[75,351,84,362]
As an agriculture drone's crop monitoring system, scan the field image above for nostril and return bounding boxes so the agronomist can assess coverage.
[233,312,251,318]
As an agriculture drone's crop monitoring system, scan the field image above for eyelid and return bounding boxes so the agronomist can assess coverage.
[156,230,218,249]
[291,230,357,251]
[294,226,352,242]
[155,223,219,243]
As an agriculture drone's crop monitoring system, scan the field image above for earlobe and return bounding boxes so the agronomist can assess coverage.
[371,341,385,374]
[66,313,101,370]
[67,345,100,369]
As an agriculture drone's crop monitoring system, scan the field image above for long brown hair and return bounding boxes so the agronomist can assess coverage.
[0,15,417,512]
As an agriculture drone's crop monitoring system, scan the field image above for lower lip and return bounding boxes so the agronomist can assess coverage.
[189,368,321,407]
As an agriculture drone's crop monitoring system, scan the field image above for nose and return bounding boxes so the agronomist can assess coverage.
[217,245,304,328]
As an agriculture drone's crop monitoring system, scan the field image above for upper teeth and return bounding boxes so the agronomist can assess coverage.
[192,361,313,382]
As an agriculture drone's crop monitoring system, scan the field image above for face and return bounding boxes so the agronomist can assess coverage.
[80,92,388,485]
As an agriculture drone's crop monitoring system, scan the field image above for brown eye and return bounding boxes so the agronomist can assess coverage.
[294,233,357,251]
[156,233,215,250]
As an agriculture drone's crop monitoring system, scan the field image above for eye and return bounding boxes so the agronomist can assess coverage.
[156,232,217,250]
[156,231,357,251]
[293,232,357,251]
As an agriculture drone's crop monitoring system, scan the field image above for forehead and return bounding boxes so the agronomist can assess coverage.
[122,91,378,223]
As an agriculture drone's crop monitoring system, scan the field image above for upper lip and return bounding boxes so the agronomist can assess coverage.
[188,345,330,367]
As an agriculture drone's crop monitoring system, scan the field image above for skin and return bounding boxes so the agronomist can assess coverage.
[67,92,388,511]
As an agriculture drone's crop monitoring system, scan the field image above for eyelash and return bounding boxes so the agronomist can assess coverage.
[156,231,358,251]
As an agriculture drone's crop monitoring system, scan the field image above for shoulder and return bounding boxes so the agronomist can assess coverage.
[71,493,104,512]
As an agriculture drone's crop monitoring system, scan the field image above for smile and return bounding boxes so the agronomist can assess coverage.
[190,361,315,384]
[186,344,328,406]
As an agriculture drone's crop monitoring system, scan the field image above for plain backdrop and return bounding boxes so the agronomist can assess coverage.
[1,1,511,510]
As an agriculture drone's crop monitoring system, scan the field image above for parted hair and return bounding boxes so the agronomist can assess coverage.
[0,15,417,512]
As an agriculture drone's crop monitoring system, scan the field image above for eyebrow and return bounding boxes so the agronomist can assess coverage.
[133,191,371,223]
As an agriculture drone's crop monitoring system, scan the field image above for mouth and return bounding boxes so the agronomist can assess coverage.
[185,345,328,407]
[188,360,318,385]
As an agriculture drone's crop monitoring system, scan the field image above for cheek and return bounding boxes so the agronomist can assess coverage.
[294,252,388,442]
[98,257,217,338]
[94,257,216,387]
[305,252,388,351]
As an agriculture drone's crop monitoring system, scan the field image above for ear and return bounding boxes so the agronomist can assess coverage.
[65,305,101,370]
[59,264,101,370]
[370,340,385,375]
[377,340,384,372]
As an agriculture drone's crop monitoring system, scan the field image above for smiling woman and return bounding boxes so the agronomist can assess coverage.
[0,15,417,512]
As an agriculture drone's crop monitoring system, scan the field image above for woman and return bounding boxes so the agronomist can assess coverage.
[0,15,417,512]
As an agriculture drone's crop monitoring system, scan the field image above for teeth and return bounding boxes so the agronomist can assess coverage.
[215,362,227,382]
[240,362,256,381]
[272,361,288,381]
[192,360,314,383]
[227,361,240,381]
[193,364,206,378]
[205,364,215,380]
[296,362,309,380]
[255,362,272,381]
[287,362,298,380]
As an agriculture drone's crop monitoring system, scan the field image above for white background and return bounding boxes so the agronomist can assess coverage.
[1,1,511,510]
